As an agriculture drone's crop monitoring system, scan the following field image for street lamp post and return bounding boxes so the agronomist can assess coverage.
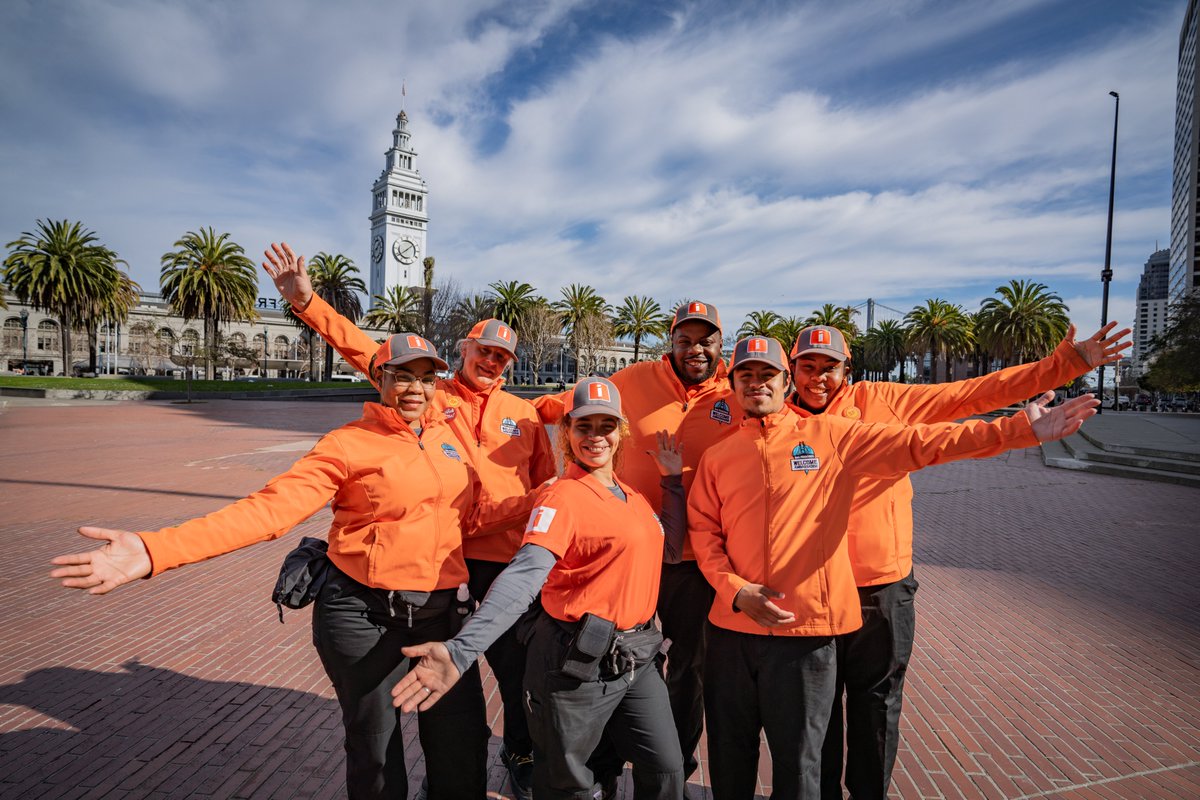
[19,309,29,370]
[1097,90,1119,413]
[263,326,269,378]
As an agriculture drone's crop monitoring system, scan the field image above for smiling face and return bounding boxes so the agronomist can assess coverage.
[379,357,438,424]
[458,339,514,390]
[790,354,847,411]
[731,362,791,418]
[670,320,722,385]
[563,414,623,477]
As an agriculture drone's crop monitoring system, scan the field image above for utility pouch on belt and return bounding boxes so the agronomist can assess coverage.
[609,626,664,677]
[560,612,616,681]
[271,537,331,623]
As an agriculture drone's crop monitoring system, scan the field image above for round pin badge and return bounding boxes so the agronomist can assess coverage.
[447,396,463,408]
[843,407,861,419]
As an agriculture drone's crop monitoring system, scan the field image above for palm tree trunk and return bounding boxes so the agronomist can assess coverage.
[324,342,334,382]
[87,321,100,374]
[633,335,641,363]
[205,316,217,380]
[60,310,73,376]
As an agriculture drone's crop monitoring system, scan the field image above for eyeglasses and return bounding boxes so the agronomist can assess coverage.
[380,366,438,388]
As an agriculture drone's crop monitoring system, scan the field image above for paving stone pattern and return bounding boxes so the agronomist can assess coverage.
[1,400,1197,799]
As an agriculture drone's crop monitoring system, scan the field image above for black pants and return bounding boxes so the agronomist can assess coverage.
[821,571,918,800]
[524,611,685,799]
[704,624,836,800]
[467,557,532,757]
[657,559,715,779]
[312,568,489,800]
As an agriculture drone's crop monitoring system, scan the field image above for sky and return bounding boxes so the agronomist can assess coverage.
[0,0,1183,339]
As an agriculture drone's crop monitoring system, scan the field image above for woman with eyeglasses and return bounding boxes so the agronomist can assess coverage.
[390,377,690,800]
[49,333,536,800]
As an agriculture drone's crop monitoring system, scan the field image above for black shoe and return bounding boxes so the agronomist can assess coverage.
[500,745,534,800]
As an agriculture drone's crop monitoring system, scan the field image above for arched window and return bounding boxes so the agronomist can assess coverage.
[180,329,200,356]
[273,335,290,359]
[37,320,60,353]
[127,322,153,355]
[2,317,22,351]
[253,333,268,356]
[227,332,247,348]
[619,358,627,369]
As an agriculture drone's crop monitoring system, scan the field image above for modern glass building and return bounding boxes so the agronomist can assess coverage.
[1170,0,1200,303]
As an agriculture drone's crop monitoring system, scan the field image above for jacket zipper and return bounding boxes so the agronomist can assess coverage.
[758,418,773,634]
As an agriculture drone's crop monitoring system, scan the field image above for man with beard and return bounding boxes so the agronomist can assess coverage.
[263,243,555,800]
[785,322,1131,800]
[534,301,741,789]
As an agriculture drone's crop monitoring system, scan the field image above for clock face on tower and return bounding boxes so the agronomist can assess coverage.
[371,236,384,263]
[392,236,419,264]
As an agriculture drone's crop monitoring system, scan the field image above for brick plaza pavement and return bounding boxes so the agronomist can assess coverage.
[1,398,1197,799]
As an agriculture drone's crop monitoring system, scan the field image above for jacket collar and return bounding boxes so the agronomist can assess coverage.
[361,401,440,437]
[741,403,806,433]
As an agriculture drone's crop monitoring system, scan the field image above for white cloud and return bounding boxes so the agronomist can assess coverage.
[0,0,1176,346]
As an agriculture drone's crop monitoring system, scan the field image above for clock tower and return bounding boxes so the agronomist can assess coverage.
[369,110,429,301]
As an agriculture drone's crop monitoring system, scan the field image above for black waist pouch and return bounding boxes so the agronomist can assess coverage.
[560,612,616,681]
[610,625,664,675]
[271,537,331,622]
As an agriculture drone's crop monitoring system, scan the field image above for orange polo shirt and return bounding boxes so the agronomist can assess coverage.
[688,405,1039,637]
[522,462,668,629]
[140,403,532,591]
[295,294,557,562]
[816,337,1091,586]
[534,356,744,559]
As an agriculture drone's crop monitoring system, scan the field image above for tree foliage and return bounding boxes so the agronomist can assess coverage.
[1143,293,1200,392]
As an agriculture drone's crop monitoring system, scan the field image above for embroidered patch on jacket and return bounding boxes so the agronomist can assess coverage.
[790,442,820,474]
[500,417,522,437]
[441,443,462,461]
[710,399,732,425]
[843,407,861,419]
[447,396,463,407]
[526,506,557,533]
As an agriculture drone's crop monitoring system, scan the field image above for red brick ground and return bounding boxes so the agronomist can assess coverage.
[1,399,1197,799]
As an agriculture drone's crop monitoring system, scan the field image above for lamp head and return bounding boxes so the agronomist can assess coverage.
[1109,90,1119,98]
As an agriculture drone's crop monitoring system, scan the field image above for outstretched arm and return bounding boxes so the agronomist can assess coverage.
[263,242,381,384]
[878,322,1130,424]
[391,542,557,712]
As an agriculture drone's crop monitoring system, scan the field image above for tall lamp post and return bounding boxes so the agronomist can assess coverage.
[262,326,269,378]
[1097,90,1119,412]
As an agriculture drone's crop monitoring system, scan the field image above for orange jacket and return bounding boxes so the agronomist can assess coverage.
[295,294,557,562]
[688,404,1039,637]
[522,463,668,629]
[534,356,743,559]
[139,403,534,590]
[818,337,1091,586]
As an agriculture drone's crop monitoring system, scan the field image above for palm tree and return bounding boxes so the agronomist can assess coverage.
[309,252,366,380]
[805,303,860,339]
[771,316,806,352]
[488,280,539,330]
[363,285,422,334]
[421,257,436,338]
[976,279,1069,367]
[863,320,909,381]
[82,272,140,374]
[448,293,496,345]
[612,295,670,363]
[160,227,259,379]
[904,299,972,383]
[736,310,783,338]
[4,219,135,372]
[553,284,608,333]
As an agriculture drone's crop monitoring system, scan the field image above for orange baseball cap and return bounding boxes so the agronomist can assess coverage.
[369,333,448,374]
[467,318,518,356]
[671,301,722,334]
[729,335,789,372]
[566,377,624,419]
[790,326,850,362]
